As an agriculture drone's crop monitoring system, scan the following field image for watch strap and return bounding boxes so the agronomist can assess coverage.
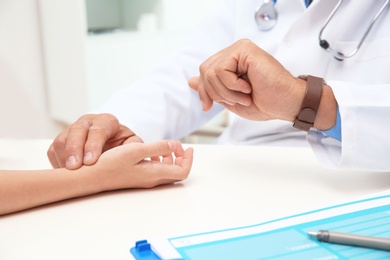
[292,75,324,131]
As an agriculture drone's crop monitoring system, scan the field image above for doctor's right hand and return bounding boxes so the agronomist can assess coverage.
[189,39,337,131]
[47,113,143,170]
[189,39,303,122]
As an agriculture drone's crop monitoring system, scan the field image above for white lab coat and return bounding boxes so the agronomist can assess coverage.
[97,0,390,172]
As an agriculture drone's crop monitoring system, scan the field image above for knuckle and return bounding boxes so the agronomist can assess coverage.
[214,66,224,75]
[69,120,90,132]
[199,62,208,74]
[238,38,251,46]
[51,135,66,150]
[89,124,110,138]
[84,140,101,151]
[120,125,136,138]
[46,145,55,158]
[101,113,119,124]
[65,143,79,154]
[134,135,143,142]
[98,113,121,134]
[204,69,214,79]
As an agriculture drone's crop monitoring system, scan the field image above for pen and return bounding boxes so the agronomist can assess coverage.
[307,230,390,251]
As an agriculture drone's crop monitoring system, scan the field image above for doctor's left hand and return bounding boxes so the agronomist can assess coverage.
[189,39,305,123]
[47,113,143,170]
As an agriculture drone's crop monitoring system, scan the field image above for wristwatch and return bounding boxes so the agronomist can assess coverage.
[292,75,325,131]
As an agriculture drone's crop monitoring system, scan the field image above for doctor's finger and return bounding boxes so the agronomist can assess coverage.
[123,134,144,145]
[204,72,252,107]
[196,77,214,111]
[63,119,92,169]
[218,68,252,94]
[47,130,69,168]
[190,76,218,110]
[47,144,60,168]
[188,76,200,91]
[219,76,252,106]
[82,116,128,166]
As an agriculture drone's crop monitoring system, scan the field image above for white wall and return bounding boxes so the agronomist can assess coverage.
[0,0,64,139]
[39,0,90,124]
[0,0,221,139]
[85,0,221,111]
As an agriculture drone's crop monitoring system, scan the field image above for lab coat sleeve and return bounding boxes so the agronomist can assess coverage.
[308,81,390,172]
[93,0,237,142]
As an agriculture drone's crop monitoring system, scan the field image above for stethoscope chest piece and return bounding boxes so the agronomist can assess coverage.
[255,0,278,31]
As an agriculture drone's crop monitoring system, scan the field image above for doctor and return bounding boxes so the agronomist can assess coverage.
[48,0,390,172]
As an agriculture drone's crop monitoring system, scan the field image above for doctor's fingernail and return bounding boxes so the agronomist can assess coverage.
[242,88,251,94]
[200,99,206,111]
[217,100,235,106]
[66,155,77,167]
[84,152,93,162]
[238,100,250,106]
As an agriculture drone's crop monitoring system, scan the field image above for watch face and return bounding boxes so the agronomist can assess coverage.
[255,1,278,31]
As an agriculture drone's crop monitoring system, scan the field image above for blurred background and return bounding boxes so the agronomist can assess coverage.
[0,0,224,143]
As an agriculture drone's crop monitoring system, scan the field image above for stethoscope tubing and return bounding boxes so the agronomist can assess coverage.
[319,0,390,60]
[255,0,389,61]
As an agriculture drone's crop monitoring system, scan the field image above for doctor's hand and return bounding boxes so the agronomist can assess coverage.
[189,39,303,122]
[189,39,337,130]
[47,113,143,170]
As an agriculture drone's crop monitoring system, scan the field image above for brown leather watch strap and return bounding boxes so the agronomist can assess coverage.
[292,75,324,131]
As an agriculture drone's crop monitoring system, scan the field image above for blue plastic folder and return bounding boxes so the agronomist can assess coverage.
[130,190,390,260]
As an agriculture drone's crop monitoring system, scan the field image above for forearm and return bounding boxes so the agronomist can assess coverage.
[0,168,102,215]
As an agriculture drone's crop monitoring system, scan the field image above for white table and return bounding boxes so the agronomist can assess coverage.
[1,139,389,259]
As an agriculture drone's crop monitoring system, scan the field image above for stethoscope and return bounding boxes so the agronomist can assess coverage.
[255,0,389,60]
[254,0,312,30]
[254,0,278,31]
